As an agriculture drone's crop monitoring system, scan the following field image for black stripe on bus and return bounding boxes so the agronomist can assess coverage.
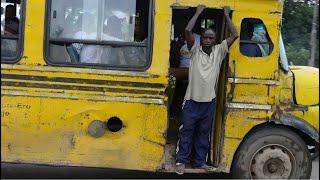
[1,81,164,96]
[2,94,164,103]
[1,74,165,89]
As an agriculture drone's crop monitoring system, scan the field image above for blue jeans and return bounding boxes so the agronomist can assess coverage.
[176,98,216,167]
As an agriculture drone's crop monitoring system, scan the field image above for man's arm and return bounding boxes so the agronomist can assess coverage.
[223,6,239,48]
[185,5,205,50]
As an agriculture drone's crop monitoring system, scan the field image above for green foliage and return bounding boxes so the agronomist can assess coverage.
[282,0,314,65]
[285,45,310,65]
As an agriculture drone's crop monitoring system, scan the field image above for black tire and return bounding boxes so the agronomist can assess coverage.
[231,125,312,179]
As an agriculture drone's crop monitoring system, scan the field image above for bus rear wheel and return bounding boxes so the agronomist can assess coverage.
[231,125,312,179]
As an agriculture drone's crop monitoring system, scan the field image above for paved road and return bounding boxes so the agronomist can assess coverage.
[1,163,230,179]
[2,158,319,179]
[311,157,319,179]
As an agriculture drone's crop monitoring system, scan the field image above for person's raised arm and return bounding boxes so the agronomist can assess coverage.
[185,5,205,50]
[223,6,239,48]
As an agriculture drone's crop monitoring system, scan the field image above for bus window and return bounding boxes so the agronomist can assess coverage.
[1,0,23,61]
[45,0,152,69]
[201,19,215,29]
[240,18,274,57]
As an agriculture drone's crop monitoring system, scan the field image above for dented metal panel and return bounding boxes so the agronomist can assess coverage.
[1,0,170,171]
[291,66,319,106]
[279,114,319,143]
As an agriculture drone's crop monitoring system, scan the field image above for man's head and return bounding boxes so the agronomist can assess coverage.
[134,17,147,42]
[241,21,253,39]
[201,28,216,49]
[134,18,145,36]
[134,18,141,36]
[5,5,15,19]
[105,15,124,38]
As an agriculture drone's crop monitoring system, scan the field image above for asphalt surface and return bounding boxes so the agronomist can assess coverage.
[1,163,231,179]
[311,157,319,179]
[1,157,319,179]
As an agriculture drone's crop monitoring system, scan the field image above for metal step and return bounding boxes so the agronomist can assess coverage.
[161,164,217,174]
[160,144,218,173]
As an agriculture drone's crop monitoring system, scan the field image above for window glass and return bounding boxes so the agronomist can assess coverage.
[46,0,151,68]
[201,19,215,29]
[240,18,273,57]
[1,0,23,60]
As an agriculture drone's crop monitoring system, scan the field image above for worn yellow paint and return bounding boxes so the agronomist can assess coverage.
[2,0,170,171]
[20,0,46,65]
[226,83,276,104]
[225,111,267,139]
[290,66,319,106]
[1,0,318,175]
[276,69,294,104]
[276,68,319,132]
[289,106,319,132]
[218,138,241,173]
[1,95,167,170]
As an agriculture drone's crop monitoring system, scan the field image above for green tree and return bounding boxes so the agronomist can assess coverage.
[282,0,316,65]
[309,0,319,67]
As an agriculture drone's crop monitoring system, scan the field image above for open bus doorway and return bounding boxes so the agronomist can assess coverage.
[165,6,228,171]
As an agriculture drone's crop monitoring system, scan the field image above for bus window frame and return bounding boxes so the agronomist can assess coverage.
[43,0,154,71]
[1,0,25,63]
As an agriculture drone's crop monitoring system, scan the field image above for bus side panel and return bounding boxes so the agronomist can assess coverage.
[217,0,284,173]
[1,94,167,171]
[219,112,266,173]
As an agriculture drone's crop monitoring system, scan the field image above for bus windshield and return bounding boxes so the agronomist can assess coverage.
[279,33,289,72]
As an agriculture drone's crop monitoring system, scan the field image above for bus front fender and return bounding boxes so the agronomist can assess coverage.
[278,114,319,143]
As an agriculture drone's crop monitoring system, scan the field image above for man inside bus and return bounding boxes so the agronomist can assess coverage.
[120,16,148,66]
[175,15,201,69]
[4,4,19,35]
[239,21,262,57]
[100,15,127,65]
[134,16,147,43]
[169,10,201,117]
[175,5,238,175]
[72,12,100,64]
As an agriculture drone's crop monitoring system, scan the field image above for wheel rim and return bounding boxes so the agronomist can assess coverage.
[249,144,296,179]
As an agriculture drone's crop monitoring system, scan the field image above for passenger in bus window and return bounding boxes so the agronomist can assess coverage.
[134,17,147,42]
[103,15,125,41]
[73,13,99,64]
[100,15,127,65]
[169,40,181,68]
[70,14,84,59]
[78,39,98,64]
[175,13,201,68]
[120,16,147,66]
[4,5,19,35]
[240,21,262,57]
[175,5,239,175]
[251,23,269,56]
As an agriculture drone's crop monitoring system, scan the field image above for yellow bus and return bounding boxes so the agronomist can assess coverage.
[1,0,318,179]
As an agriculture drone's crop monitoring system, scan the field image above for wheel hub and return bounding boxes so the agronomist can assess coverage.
[268,163,277,173]
[250,145,295,179]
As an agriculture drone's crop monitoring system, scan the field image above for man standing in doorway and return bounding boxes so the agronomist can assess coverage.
[175,5,238,175]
